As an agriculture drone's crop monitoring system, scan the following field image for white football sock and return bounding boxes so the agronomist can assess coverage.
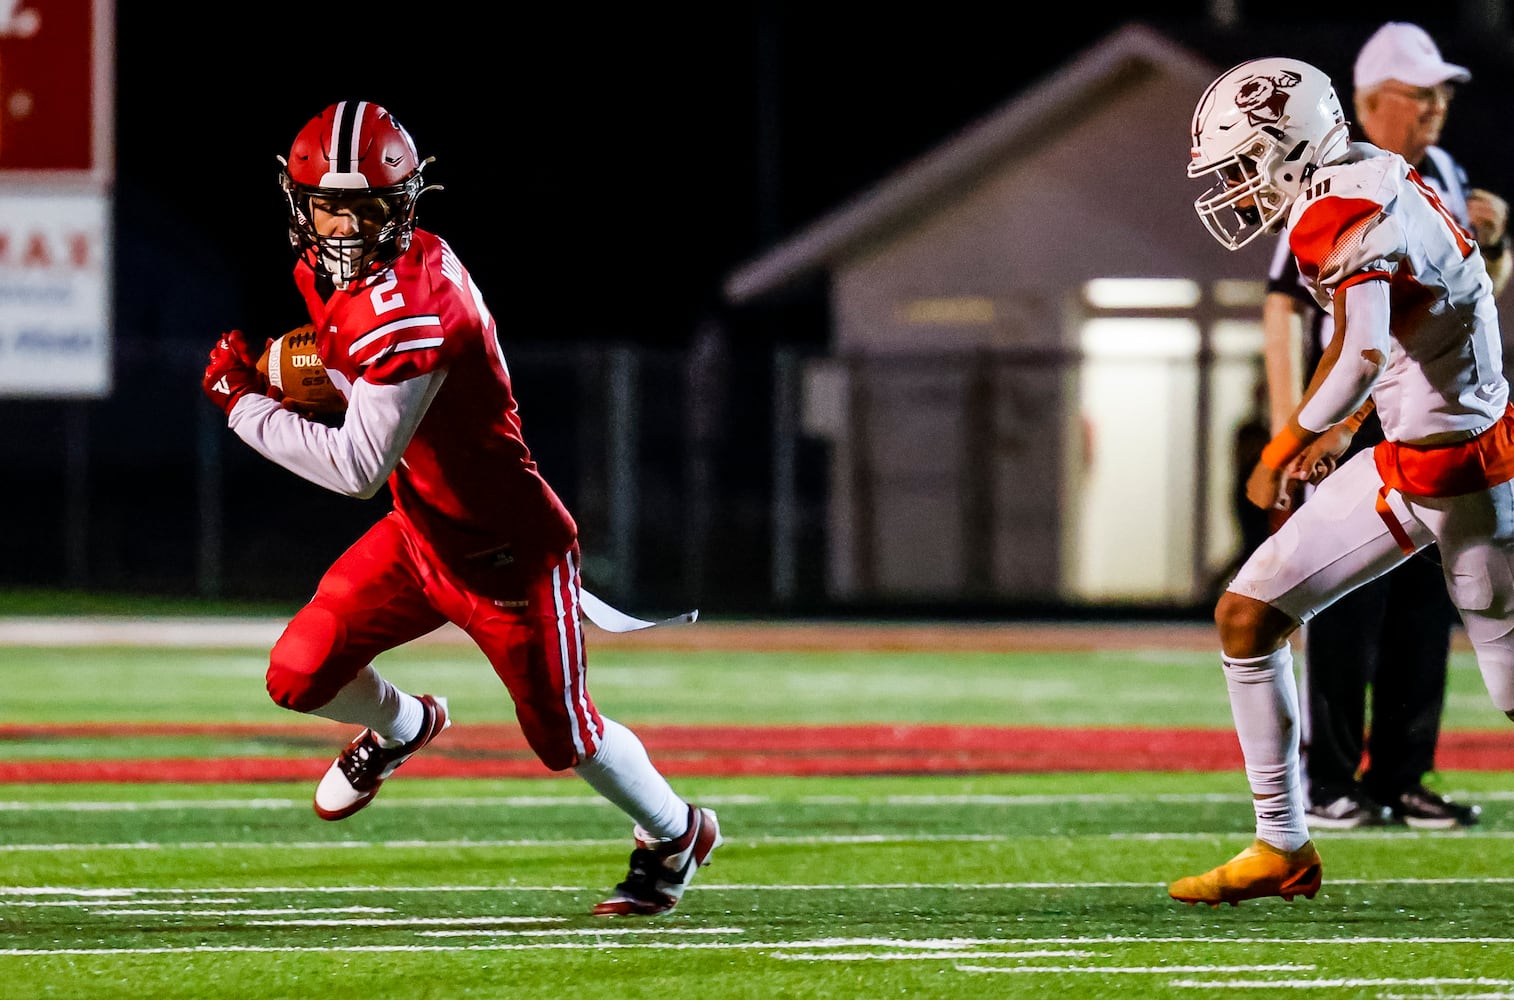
[307,663,423,747]
[574,717,689,840]
[1222,645,1310,851]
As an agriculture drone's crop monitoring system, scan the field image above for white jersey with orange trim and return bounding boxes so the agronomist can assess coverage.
[1284,142,1507,445]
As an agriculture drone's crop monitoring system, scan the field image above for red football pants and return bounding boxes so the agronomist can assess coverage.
[266,511,604,770]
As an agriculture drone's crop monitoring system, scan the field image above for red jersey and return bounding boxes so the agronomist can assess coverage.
[292,229,577,594]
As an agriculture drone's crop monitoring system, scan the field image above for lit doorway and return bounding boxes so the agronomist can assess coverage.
[1064,281,1263,603]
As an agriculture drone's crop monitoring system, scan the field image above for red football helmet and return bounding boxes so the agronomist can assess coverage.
[277,100,441,283]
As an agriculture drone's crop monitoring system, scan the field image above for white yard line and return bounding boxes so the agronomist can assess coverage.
[0,940,1507,958]
[8,832,1514,853]
[7,790,1513,813]
[956,963,1319,973]
[1170,978,1514,990]
[3,880,1509,972]
[6,881,1514,897]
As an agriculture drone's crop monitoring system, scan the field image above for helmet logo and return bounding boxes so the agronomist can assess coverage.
[1233,69,1301,125]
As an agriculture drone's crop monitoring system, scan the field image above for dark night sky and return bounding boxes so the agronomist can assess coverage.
[2,2,1503,601]
[114,5,1513,352]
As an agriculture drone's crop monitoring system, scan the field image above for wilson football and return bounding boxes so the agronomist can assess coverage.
[256,323,346,418]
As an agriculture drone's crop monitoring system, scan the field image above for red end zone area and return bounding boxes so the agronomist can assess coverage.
[4,722,1514,783]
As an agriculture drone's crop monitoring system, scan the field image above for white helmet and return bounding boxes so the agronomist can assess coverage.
[1189,57,1350,250]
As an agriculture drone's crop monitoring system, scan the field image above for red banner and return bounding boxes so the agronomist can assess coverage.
[0,0,100,174]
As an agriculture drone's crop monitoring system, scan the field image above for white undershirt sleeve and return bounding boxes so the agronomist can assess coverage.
[1295,279,1390,433]
[226,369,447,497]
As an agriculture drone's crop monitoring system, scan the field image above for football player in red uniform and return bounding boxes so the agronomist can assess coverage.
[202,101,719,917]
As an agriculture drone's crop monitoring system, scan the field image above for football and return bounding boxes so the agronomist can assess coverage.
[256,323,347,419]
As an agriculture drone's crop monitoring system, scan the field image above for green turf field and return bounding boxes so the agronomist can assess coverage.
[2,624,1512,998]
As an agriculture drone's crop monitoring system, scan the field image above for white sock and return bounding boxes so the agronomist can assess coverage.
[1222,646,1310,851]
[308,664,422,747]
[574,717,689,839]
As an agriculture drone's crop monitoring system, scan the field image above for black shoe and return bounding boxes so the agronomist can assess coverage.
[591,805,723,917]
[1305,789,1392,830]
[1389,784,1481,830]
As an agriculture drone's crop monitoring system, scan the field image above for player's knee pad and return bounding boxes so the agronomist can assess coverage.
[266,604,349,712]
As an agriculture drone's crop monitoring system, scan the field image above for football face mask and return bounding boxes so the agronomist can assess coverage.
[1189,136,1293,250]
[1188,58,1350,251]
[278,100,438,285]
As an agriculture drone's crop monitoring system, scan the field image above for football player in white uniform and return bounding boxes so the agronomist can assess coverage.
[1174,57,1514,906]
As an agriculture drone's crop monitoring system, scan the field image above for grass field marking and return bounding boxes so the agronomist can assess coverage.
[13,788,1514,813]
[416,927,743,938]
[0,885,572,896]
[1379,993,1514,999]
[0,793,1262,813]
[0,838,615,852]
[1,937,1509,958]
[0,796,620,813]
[0,938,1100,957]
[1111,830,1514,841]
[1379,995,1514,1000]
[729,872,1514,891]
[955,963,1318,974]
[239,916,637,927]
[1169,977,1514,989]
[5,898,250,907]
[106,907,396,916]
[774,950,1097,960]
[12,831,1514,854]
[0,797,307,812]
[10,878,1514,898]
[0,886,133,897]
[1053,937,1514,944]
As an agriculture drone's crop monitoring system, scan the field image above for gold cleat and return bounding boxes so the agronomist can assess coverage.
[1168,839,1322,907]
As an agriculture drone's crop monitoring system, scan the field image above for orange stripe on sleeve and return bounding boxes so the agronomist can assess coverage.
[1289,196,1383,281]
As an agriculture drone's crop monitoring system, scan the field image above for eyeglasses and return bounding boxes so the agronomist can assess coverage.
[1377,83,1454,106]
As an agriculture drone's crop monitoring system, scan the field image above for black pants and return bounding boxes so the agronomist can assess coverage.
[1301,547,1456,804]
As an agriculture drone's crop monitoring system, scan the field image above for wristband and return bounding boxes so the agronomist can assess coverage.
[1485,235,1509,261]
[1259,426,1306,471]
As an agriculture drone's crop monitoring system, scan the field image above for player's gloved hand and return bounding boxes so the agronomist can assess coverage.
[202,329,266,417]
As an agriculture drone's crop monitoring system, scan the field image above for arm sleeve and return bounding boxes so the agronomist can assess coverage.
[226,369,447,497]
[1295,278,1390,432]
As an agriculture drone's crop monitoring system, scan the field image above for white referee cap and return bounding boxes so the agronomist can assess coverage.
[1355,22,1471,91]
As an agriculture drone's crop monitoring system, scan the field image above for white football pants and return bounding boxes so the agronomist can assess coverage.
[1228,447,1514,712]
